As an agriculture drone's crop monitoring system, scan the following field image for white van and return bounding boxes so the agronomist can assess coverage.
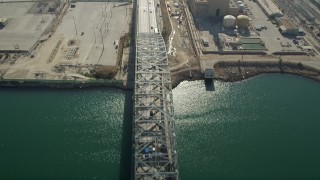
[154,28,159,33]
[114,40,119,49]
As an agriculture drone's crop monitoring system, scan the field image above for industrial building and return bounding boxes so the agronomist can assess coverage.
[201,31,212,47]
[239,37,267,50]
[218,34,267,51]
[188,0,230,18]
[255,0,283,18]
[277,18,299,35]
[228,2,240,17]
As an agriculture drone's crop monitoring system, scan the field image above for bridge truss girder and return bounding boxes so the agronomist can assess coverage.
[134,33,178,180]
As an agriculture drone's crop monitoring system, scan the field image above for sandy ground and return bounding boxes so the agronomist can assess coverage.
[165,0,198,72]
[54,2,131,66]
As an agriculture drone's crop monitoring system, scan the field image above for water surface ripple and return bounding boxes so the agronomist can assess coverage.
[173,74,320,179]
[0,74,319,179]
[0,88,127,179]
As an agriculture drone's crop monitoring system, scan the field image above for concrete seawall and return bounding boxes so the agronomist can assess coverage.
[0,79,127,89]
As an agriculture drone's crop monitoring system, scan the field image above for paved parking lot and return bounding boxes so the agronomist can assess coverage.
[0,3,53,51]
[55,2,131,66]
[0,2,32,17]
[243,0,299,53]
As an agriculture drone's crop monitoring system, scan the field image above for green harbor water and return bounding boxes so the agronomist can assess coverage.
[0,88,133,179]
[0,74,320,179]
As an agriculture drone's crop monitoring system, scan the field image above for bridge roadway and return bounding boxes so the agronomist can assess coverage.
[133,0,179,179]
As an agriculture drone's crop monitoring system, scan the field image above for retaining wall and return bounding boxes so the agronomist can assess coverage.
[0,79,125,89]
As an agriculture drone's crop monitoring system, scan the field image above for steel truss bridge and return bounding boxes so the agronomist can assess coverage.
[133,0,178,179]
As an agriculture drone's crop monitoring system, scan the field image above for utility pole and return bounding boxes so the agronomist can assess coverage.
[38,24,43,35]
[100,28,104,51]
[104,2,107,36]
[241,48,244,61]
[40,12,44,23]
[93,27,96,43]
[73,16,77,36]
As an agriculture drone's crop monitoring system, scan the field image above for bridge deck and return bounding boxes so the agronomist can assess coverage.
[137,0,157,33]
[133,0,178,179]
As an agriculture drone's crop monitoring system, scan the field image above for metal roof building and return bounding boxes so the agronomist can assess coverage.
[188,0,230,17]
[277,18,299,35]
[256,0,284,18]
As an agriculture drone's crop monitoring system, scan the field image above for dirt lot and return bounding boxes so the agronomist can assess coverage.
[0,2,53,51]
[54,2,131,66]
[1,2,132,80]
[165,0,199,72]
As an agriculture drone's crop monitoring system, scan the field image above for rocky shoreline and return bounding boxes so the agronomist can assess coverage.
[1,61,319,90]
[171,69,203,88]
[170,61,320,88]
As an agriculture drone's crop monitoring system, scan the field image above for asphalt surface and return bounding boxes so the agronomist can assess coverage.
[138,0,157,33]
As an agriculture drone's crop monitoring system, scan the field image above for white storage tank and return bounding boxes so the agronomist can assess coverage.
[237,15,250,28]
[223,15,236,28]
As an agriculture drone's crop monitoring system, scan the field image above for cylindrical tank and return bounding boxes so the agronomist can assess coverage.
[237,15,250,28]
[223,15,236,28]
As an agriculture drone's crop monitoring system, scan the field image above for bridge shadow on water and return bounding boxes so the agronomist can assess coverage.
[119,42,135,179]
[118,90,133,180]
[118,53,134,179]
[119,5,136,177]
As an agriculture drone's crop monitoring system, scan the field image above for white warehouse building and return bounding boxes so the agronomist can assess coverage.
[256,0,284,18]
[188,0,230,18]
